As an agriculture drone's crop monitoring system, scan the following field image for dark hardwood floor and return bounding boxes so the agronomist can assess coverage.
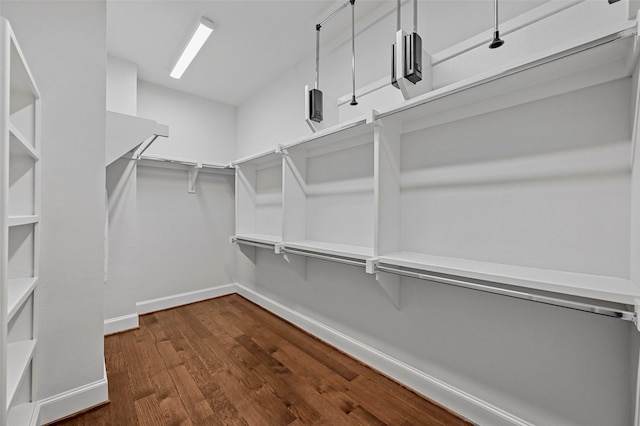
[50,294,471,425]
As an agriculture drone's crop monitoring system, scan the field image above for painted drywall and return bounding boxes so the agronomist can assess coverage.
[234,1,636,425]
[0,0,107,404]
[106,55,137,115]
[105,158,138,324]
[135,166,235,304]
[137,81,236,164]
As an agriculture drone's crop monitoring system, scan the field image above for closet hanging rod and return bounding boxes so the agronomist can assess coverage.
[318,1,350,27]
[138,155,231,170]
[280,247,366,268]
[233,238,276,250]
[375,264,636,321]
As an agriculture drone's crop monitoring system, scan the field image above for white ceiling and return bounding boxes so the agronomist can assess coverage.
[107,0,547,106]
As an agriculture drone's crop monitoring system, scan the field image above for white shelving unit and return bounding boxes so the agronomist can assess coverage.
[233,149,283,251]
[232,21,640,323]
[1,17,41,426]
[374,22,640,310]
[280,116,376,265]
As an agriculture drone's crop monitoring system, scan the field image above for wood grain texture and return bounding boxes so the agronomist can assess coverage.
[48,295,472,426]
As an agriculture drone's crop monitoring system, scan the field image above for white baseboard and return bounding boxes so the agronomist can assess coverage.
[234,283,533,426]
[136,283,236,315]
[103,312,139,335]
[35,359,108,425]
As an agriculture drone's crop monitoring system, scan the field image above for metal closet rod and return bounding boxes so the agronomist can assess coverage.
[234,238,276,250]
[138,155,231,169]
[375,264,636,321]
[318,0,350,27]
[280,247,366,268]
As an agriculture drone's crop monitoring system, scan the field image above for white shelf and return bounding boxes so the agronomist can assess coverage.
[281,115,374,153]
[7,216,39,227]
[2,17,40,423]
[378,251,639,305]
[235,233,282,246]
[6,340,36,409]
[233,149,280,166]
[376,23,638,132]
[7,278,37,321]
[284,240,373,261]
[9,124,39,160]
[137,155,234,174]
[7,402,36,426]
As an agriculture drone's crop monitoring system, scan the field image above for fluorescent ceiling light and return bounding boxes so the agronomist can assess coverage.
[170,17,215,79]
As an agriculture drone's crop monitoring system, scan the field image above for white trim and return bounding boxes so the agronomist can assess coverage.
[103,313,139,335]
[35,360,108,425]
[136,283,236,315]
[234,283,534,426]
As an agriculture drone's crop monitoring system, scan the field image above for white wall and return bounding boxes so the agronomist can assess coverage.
[135,166,235,305]
[235,1,636,425]
[105,158,138,327]
[134,82,237,310]
[0,0,107,406]
[137,81,236,164]
[106,55,137,115]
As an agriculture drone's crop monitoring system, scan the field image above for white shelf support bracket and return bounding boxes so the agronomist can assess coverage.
[365,257,379,274]
[277,245,308,280]
[635,299,640,332]
[188,162,203,193]
[376,271,401,310]
[365,109,378,125]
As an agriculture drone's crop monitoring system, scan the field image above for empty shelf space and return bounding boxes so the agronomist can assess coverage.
[9,124,38,160]
[378,251,639,305]
[7,215,39,227]
[6,339,36,409]
[7,277,37,321]
[284,240,373,261]
[7,402,36,425]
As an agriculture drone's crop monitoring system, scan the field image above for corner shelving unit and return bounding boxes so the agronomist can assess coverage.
[232,149,283,252]
[1,17,41,425]
[280,115,376,267]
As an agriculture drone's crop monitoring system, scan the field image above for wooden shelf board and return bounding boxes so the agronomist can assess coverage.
[7,215,39,227]
[9,124,39,160]
[379,251,639,305]
[284,240,373,260]
[7,277,37,321]
[7,402,37,425]
[235,233,282,245]
[7,339,36,409]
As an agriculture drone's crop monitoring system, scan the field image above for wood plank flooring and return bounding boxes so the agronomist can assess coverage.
[50,294,472,425]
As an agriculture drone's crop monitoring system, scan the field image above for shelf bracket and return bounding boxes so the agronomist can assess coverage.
[635,299,640,332]
[276,245,308,280]
[188,162,203,193]
[376,271,401,310]
[368,258,401,308]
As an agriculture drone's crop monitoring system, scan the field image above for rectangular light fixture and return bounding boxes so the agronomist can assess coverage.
[170,17,215,79]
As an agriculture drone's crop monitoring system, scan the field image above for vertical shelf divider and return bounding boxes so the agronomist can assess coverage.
[373,120,402,308]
